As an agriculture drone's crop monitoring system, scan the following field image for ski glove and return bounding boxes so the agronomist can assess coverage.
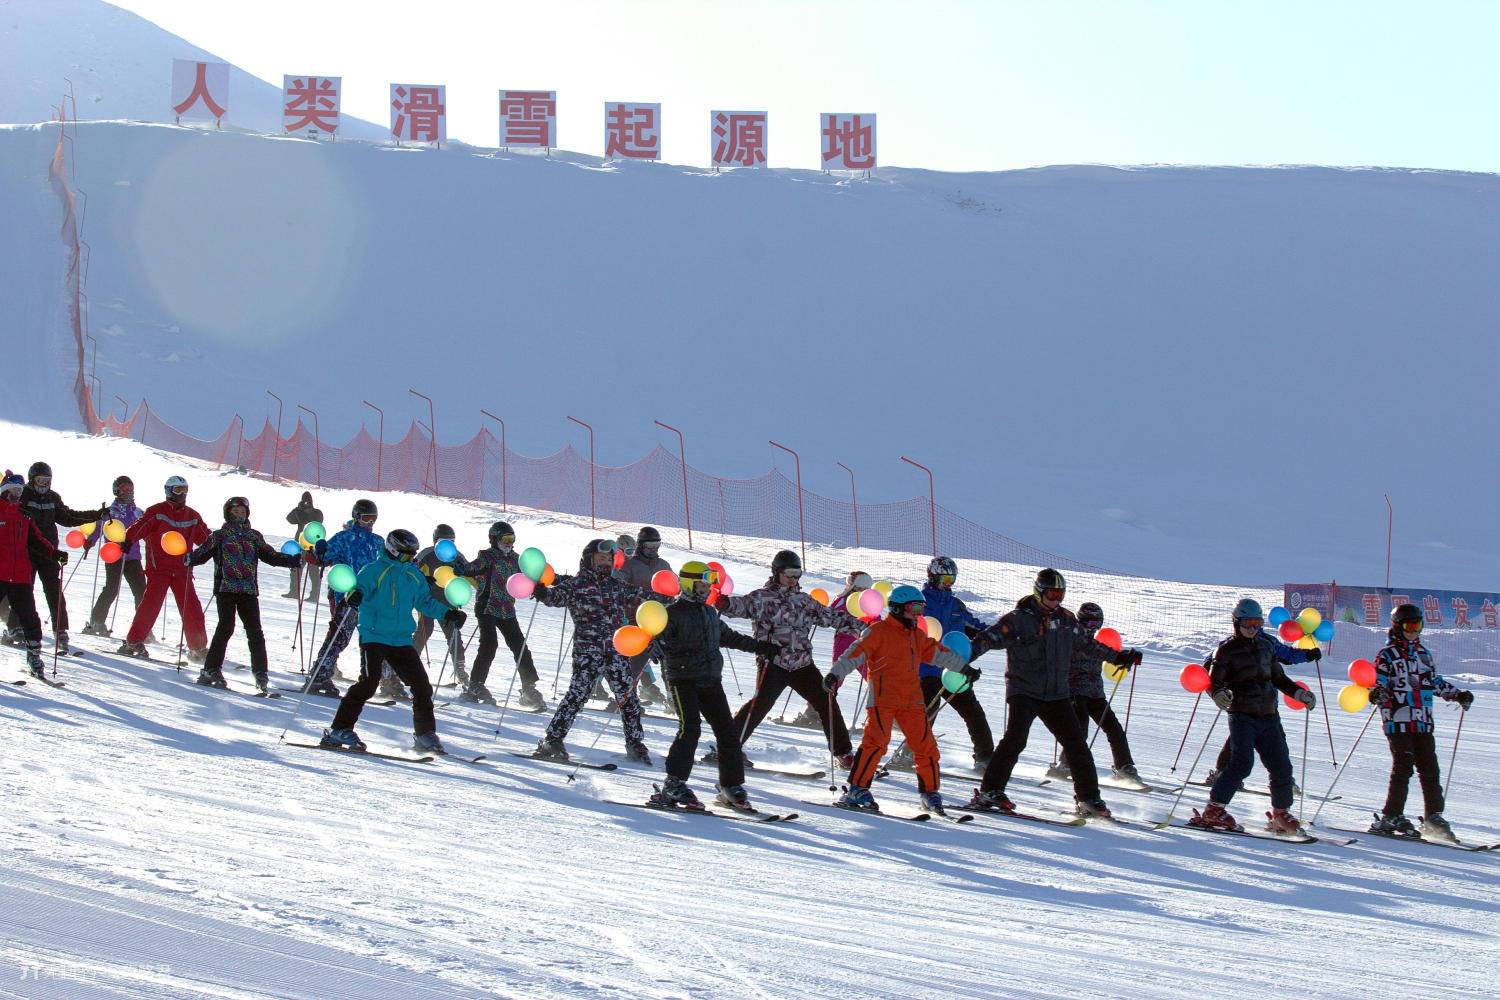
[821,672,839,693]
[444,609,467,628]
[1293,688,1317,709]
[1456,690,1474,711]
[343,589,363,607]
[56,551,68,566]
[754,639,779,660]
[532,582,548,601]
[1211,688,1234,711]
[1117,649,1143,669]
[961,665,982,683]
[1304,646,1323,662]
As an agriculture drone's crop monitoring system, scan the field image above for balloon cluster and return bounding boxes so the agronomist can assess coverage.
[1095,628,1126,681]
[1338,658,1378,712]
[1267,606,1335,648]
[507,547,553,600]
[98,519,126,562]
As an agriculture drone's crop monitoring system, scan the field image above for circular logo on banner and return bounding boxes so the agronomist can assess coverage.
[1289,592,1304,609]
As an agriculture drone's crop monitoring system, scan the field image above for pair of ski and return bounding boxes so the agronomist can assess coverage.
[804,800,975,825]
[1318,818,1495,852]
[5,676,67,689]
[277,687,396,707]
[612,789,797,824]
[288,741,488,765]
[1163,809,1356,846]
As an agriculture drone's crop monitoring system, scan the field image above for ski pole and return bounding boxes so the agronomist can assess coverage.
[1442,708,1466,805]
[564,664,647,784]
[1164,707,1223,821]
[1087,674,1125,751]
[491,632,528,743]
[1122,666,1138,733]
[723,647,742,697]
[889,686,947,765]
[550,608,571,692]
[279,640,359,743]
[1298,702,1310,822]
[1313,659,1337,765]
[175,615,185,672]
[87,547,102,612]
[737,658,771,746]
[776,687,794,725]
[1170,693,1203,772]
[565,691,621,784]
[1310,707,1376,826]
[63,553,86,591]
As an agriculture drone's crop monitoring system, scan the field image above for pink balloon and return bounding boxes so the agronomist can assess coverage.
[719,573,734,596]
[506,573,535,599]
[1348,659,1376,688]
[1179,663,1211,693]
[858,588,884,618]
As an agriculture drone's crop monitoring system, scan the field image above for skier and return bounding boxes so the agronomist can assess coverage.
[282,491,324,598]
[453,521,547,709]
[967,569,1142,819]
[1367,603,1475,841]
[80,476,146,637]
[915,556,994,770]
[1061,602,1144,787]
[1189,598,1319,834]
[0,473,54,678]
[116,475,211,662]
[320,529,464,754]
[302,499,383,698]
[613,525,671,706]
[531,539,651,763]
[411,523,469,693]
[716,550,864,769]
[185,496,302,693]
[648,560,777,811]
[826,584,973,813]
[4,461,103,654]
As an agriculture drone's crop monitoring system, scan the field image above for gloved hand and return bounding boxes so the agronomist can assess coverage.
[532,582,548,600]
[181,554,191,566]
[1117,649,1143,669]
[1304,646,1323,662]
[444,608,467,628]
[313,539,328,560]
[343,589,363,608]
[821,672,839,693]
[1294,687,1317,709]
[1370,686,1393,711]
[1456,690,1474,711]
[1211,688,1234,712]
[97,505,109,522]
[56,551,68,566]
[961,665,982,683]
[302,550,318,565]
[754,639,778,659]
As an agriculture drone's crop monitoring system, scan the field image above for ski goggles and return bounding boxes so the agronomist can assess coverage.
[1237,618,1263,630]
[357,513,377,524]
[33,475,51,487]
[1400,620,1423,634]
[227,497,249,513]
[168,485,188,497]
[639,542,659,556]
[936,573,956,587]
[498,533,516,546]
[1041,588,1064,601]
[595,539,616,554]
[780,567,803,579]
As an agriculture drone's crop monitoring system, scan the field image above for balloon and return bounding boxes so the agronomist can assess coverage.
[519,547,547,582]
[1278,620,1304,642]
[651,569,680,596]
[541,563,555,586]
[1348,659,1376,688]
[1296,608,1322,635]
[1338,684,1370,713]
[873,580,893,597]
[858,588,885,618]
[100,542,122,564]
[941,631,972,662]
[434,566,455,588]
[103,519,127,544]
[1283,681,1311,711]
[613,549,625,570]
[845,592,864,617]
[941,667,972,695]
[923,615,942,640]
[280,540,300,556]
[435,539,457,562]
[810,588,830,607]
[65,529,85,549]
[613,625,651,656]
[1313,621,1335,642]
[160,531,186,556]
[1103,661,1130,682]
[303,521,326,544]
[719,573,734,596]
[1267,606,1290,627]
[81,522,97,536]
[326,564,356,593]
[444,577,473,607]
[506,573,534,599]
[1095,627,1122,652]
[1295,635,1319,650]
[636,600,668,636]
[1179,663,1211,693]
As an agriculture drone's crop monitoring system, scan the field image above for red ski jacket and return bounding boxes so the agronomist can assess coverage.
[123,500,211,576]
[0,498,53,585]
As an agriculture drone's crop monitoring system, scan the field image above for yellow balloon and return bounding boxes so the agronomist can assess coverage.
[846,592,864,617]
[434,566,455,587]
[636,599,668,636]
[1295,635,1319,650]
[81,522,97,536]
[923,615,942,640]
[1297,608,1322,634]
[1338,684,1370,713]
[1103,661,1129,682]
[103,519,127,544]
[873,580,893,597]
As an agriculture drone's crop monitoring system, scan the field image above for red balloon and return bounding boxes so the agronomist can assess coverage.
[1095,627,1122,652]
[651,569,680,596]
[1179,663,1211,693]
[612,550,625,570]
[1278,620,1304,642]
[1348,659,1376,688]
[100,541,122,564]
[1283,680,1311,711]
[65,529,86,549]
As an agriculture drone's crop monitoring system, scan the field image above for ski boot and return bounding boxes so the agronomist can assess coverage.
[968,788,1016,813]
[1266,808,1303,836]
[1204,768,1246,793]
[252,671,272,696]
[304,674,340,698]
[413,731,445,755]
[451,657,470,690]
[919,790,945,815]
[1188,801,1241,831]
[835,752,857,771]
[186,647,208,664]
[534,736,569,761]
[517,684,547,711]
[715,784,753,812]
[638,677,665,706]
[377,672,408,702]
[973,749,993,772]
[25,642,46,679]
[886,744,914,770]
[1368,812,1420,838]
[53,631,71,656]
[1111,764,1149,789]
[787,705,821,729]
[195,668,228,689]
[80,621,111,637]
[651,776,704,811]
[1,628,24,647]
[116,640,150,659]
[458,683,496,705]
[1421,813,1457,843]
[320,728,366,751]
[1045,761,1071,780]
[837,784,879,812]
[1075,797,1112,820]
[624,742,653,766]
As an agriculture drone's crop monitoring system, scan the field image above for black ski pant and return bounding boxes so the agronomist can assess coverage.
[0,582,42,643]
[1210,713,1295,810]
[332,642,436,736]
[89,558,145,627]
[1072,694,1134,769]
[471,612,537,689]
[205,592,268,678]
[919,674,994,756]
[1382,729,1444,818]
[8,553,65,633]
[731,663,852,758]
[666,677,745,789]
[981,694,1101,801]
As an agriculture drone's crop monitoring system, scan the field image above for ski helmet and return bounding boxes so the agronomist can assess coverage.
[580,538,615,573]
[1391,603,1423,634]
[164,475,188,501]
[637,526,662,545]
[771,550,802,578]
[616,534,637,556]
[112,475,133,496]
[1232,598,1264,626]
[223,496,250,522]
[927,556,958,584]
[27,461,51,483]
[351,498,378,523]
[1033,568,1067,600]
[887,584,926,623]
[678,560,713,601]
[489,521,515,547]
[0,474,23,499]
[432,524,455,543]
[384,529,419,562]
[1078,602,1104,629]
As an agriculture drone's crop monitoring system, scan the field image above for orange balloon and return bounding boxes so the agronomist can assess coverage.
[810,587,829,606]
[161,530,187,556]
[541,563,555,586]
[613,625,651,657]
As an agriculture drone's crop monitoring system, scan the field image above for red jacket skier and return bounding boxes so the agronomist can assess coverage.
[117,475,211,660]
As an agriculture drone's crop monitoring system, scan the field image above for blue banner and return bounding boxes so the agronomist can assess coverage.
[1284,583,1500,631]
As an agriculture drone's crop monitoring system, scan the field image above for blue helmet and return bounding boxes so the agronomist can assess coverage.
[1233,598,1264,625]
[888,584,924,609]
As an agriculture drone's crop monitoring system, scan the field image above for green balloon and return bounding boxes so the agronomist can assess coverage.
[327,563,356,594]
[303,521,326,543]
[518,546,546,582]
[445,577,473,607]
[941,667,972,695]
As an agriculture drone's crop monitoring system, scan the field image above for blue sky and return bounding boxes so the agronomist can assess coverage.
[108,0,1500,171]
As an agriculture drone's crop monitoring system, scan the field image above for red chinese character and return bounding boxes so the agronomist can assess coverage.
[392,86,445,142]
[1481,599,1498,628]
[1421,596,1442,625]
[1452,598,1470,627]
[284,77,339,134]
[174,62,226,119]
[822,114,875,169]
[500,91,556,147]
[713,112,766,167]
[1361,593,1382,625]
[605,103,659,159]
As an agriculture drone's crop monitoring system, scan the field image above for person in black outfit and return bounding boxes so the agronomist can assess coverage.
[283,491,323,598]
[4,461,104,654]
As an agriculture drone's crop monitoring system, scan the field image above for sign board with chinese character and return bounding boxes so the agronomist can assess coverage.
[499,91,558,148]
[710,110,767,168]
[604,102,661,160]
[1285,583,1500,631]
[283,76,341,137]
[390,84,447,143]
[821,113,876,170]
[171,60,229,122]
